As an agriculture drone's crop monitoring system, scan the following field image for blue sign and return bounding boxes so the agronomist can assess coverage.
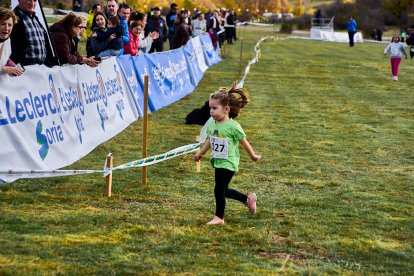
[199,34,222,66]
[143,49,195,111]
[116,55,145,117]
[183,40,205,87]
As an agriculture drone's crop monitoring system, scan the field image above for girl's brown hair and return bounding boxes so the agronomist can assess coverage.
[210,83,249,119]
[392,34,400,42]
[129,20,143,29]
[0,7,18,25]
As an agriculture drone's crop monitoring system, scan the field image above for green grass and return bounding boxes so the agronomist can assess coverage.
[1,29,413,274]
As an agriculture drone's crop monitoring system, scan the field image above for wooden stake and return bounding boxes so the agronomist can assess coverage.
[196,135,201,173]
[104,155,113,197]
[142,75,149,186]
[239,38,244,75]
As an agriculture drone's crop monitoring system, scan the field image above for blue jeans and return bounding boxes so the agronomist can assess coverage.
[97,49,121,58]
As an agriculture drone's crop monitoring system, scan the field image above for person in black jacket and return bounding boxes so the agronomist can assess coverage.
[405,25,414,59]
[171,13,189,50]
[144,7,167,53]
[166,3,178,49]
[225,9,236,44]
[10,0,57,66]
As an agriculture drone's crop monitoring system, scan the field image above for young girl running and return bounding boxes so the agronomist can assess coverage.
[194,84,261,225]
[384,34,408,81]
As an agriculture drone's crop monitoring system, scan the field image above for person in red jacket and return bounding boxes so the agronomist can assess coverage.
[123,20,144,56]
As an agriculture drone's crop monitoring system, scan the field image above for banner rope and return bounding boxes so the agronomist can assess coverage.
[0,35,274,184]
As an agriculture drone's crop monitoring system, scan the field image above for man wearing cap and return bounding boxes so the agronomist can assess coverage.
[144,7,167,53]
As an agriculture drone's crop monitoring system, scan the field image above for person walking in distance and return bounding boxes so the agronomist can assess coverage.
[346,16,357,47]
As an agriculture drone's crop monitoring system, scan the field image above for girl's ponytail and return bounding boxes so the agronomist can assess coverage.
[211,83,250,119]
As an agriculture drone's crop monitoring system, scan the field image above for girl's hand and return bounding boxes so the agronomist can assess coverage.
[150,31,159,39]
[251,154,261,162]
[193,153,203,161]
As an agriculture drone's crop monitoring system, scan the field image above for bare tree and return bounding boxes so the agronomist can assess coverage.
[384,0,414,25]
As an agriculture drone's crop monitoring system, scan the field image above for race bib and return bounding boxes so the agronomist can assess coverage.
[210,136,229,159]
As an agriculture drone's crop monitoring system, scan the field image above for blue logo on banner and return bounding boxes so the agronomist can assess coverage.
[36,121,49,160]
[36,119,65,160]
[74,114,84,144]
[116,100,124,120]
[97,103,108,130]
[199,34,222,66]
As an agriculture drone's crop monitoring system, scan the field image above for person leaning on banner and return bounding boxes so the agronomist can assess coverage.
[49,13,99,67]
[144,7,168,53]
[9,0,57,67]
[0,7,24,76]
[171,13,189,50]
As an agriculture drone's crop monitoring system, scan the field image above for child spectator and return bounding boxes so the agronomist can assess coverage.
[123,20,143,56]
[93,15,123,58]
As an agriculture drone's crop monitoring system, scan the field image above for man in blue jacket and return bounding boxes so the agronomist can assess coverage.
[346,16,357,47]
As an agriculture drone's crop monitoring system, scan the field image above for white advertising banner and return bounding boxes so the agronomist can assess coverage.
[0,58,139,171]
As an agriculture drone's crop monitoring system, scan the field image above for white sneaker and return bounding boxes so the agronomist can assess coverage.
[392,76,398,81]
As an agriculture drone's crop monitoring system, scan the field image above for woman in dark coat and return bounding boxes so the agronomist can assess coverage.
[171,14,190,50]
[50,13,98,66]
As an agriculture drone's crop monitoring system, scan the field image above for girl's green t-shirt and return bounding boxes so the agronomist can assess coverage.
[206,119,246,172]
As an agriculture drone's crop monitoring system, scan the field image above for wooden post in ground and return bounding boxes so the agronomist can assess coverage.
[239,38,244,75]
[104,154,113,197]
[196,135,201,173]
[142,75,149,186]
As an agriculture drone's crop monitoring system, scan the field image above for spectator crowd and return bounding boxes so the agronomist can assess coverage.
[1,0,240,74]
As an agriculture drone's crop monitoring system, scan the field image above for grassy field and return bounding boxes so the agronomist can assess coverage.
[1,29,413,274]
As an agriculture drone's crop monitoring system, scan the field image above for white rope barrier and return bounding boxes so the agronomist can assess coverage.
[237,36,285,89]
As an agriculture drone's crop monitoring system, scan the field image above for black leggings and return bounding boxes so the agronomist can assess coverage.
[214,168,248,219]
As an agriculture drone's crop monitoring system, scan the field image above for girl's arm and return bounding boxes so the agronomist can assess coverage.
[384,44,390,55]
[401,44,408,59]
[240,138,261,162]
[193,141,211,161]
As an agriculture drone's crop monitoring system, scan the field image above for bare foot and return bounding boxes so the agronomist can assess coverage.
[206,215,224,225]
